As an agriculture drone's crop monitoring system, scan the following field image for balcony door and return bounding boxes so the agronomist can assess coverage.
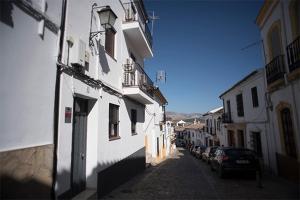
[289,0,300,39]
[227,130,235,147]
[226,100,231,120]
[267,21,283,60]
[280,108,297,158]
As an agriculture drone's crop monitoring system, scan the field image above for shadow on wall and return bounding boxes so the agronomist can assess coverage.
[124,97,146,123]
[0,0,14,28]
[98,43,110,74]
[1,175,52,199]
[0,145,179,199]
[57,147,146,199]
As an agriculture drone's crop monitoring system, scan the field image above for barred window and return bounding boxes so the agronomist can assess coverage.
[109,103,119,139]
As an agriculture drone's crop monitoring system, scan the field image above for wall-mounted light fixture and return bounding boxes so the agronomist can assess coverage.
[89,3,117,47]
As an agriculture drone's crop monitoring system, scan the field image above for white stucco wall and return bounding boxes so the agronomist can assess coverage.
[258,0,300,167]
[55,0,160,195]
[0,1,62,151]
[221,69,267,124]
[220,69,275,168]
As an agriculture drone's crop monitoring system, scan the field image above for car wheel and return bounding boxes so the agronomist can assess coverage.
[218,166,225,178]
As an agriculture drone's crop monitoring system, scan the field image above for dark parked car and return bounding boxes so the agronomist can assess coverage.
[202,146,218,164]
[210,147,260,178]
[176,141,185,147]
[191,145,199,156]
[195,146,206,159]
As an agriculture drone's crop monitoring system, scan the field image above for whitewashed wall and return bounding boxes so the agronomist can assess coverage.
[56,0,151,194]
[259,0,300,167]
[0,1,62,151]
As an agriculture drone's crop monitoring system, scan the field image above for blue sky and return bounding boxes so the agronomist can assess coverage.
[144,0,264,113]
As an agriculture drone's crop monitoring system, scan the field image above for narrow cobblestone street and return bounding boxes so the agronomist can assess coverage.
[96,148,299,200]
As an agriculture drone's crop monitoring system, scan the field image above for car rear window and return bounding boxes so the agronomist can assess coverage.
[225,149,255,157]
[211,147,218,152]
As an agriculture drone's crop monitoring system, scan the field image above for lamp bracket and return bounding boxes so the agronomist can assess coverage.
[89,31,105,47]
[91,3,110,12]
[89,3,108,47]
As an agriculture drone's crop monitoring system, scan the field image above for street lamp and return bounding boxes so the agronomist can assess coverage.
[89,4,117,47]
[98,6,117,30]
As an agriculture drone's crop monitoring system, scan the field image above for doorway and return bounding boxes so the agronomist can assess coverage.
[237,130,245,148]
[71,97,88,195]
[251,132,262,157]
[228,130,235,147]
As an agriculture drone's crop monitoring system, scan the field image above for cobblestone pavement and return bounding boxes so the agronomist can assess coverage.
[96,148,299,200]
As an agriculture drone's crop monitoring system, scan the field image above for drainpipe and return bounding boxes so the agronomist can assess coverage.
[52,0,67,198]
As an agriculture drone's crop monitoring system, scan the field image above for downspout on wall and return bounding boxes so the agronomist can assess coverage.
[52,0,67,198]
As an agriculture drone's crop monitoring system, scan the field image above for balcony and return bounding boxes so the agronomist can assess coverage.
[287,36,300,72]
[222,113,232,123]
[265,55,286,85]
[122,2,153,58]
[123,60,154,104]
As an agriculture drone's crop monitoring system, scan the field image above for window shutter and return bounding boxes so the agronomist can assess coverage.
[105,28,116,57]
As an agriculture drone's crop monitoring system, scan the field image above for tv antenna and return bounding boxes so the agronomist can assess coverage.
[241,40,262,51]
[148,11,159,36]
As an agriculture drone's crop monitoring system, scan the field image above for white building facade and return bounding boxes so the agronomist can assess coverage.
[220,68,272,170]
[144,90,168,164]
[185,121,205,147]
[1,0,62,198]
[1,0,167,198]
[256,0,299,180]
[202,107,223,147]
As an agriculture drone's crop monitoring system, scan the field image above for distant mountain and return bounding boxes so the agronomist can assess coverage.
[166,111,203,121]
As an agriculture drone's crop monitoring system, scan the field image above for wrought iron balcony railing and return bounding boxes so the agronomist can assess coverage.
[123,61,154,95]
[265,55,286,85]
[286,36,300,72]
[123,2,153,48]
[222,113,232,123]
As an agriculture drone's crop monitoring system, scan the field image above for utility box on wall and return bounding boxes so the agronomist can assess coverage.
[71,38,86,67]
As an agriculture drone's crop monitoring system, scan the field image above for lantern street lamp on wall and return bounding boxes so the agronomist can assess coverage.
[89,3,117,47]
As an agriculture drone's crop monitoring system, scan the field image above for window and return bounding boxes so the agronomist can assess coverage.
[131,109,137,135]
[281,108,297,158]
[105,28,116,58]
[160,124,163,131]
[109,103,119,139]
[236,93,244,117]
[226,100,231,119]
[267,20,283,60]
[251,87,259,107]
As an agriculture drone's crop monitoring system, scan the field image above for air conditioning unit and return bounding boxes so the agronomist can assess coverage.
[124,58,134,71]
[126,57,134,65]
[71,38,86,67]
[125,8,135,21]
[141,74,147,85]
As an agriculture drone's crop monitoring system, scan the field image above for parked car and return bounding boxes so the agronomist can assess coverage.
[176,141,185,147]
[210,147,260,178]
[202,146,219,164]
[195,146,206,159]
[191,145,199,156]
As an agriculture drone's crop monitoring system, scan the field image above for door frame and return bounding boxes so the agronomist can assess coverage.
[70,97,88,195]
